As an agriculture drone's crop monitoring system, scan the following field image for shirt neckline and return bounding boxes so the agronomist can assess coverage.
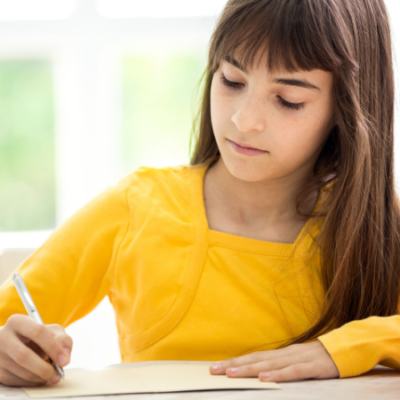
[190,161,326,257]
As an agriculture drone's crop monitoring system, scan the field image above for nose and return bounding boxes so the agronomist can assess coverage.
[231,95,266,133]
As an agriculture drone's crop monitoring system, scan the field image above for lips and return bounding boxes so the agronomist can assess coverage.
[228,139,265,151]
[231,140,263,151]
[228,139,268,157]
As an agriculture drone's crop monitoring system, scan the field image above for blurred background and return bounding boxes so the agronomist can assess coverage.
[0,0,400,370]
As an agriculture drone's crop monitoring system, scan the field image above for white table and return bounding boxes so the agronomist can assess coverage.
[0,361,398,400]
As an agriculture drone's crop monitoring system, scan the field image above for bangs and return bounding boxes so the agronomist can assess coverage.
[210,0,346,75]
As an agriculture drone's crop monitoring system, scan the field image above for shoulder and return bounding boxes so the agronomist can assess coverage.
[123,163,203,192]
[121,163,207,212]
[124,163,196,184]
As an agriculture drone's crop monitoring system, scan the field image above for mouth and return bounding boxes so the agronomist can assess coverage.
[227,139,268,157]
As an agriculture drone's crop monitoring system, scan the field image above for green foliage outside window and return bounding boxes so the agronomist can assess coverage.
[0,60,56,231]
[0,54,206,230]
[122,53,206,173]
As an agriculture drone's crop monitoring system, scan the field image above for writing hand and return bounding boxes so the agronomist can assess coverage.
[0,315,72,387]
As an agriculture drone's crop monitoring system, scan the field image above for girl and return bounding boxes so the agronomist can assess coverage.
[0,0,399,387]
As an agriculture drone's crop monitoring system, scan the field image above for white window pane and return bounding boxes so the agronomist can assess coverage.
[0,0,77,21]
[97,0,227,18]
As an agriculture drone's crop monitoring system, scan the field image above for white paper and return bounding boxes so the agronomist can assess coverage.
[23,363,281,398]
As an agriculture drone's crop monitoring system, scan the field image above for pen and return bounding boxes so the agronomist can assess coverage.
[12,273,65,379]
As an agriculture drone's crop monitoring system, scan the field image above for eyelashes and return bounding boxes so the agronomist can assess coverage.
[277,96,305,111]
[220,74,242,89]
[219,74,305,111]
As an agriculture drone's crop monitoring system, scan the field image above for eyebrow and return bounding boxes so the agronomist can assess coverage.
[223,56,321,91]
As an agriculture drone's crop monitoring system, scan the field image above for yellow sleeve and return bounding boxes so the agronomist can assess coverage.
[0,175,131,328]
[317,315,400,378]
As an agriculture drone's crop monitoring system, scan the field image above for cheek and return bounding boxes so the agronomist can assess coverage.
[210,91,235,138]
[270,115,329,166]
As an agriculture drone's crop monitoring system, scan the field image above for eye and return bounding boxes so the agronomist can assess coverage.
[220,73,243,89]
[277,96,305,111]
[220,73,305,111]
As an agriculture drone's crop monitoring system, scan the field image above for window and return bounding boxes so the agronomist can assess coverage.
[122,53,206,172]
[0,59,55,231]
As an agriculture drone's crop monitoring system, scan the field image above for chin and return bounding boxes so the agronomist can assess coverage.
[222,156,270,183]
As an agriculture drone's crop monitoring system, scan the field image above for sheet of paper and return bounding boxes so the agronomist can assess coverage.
[23,363,281,398]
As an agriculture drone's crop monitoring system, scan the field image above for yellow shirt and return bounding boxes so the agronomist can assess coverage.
[0,162,399,378]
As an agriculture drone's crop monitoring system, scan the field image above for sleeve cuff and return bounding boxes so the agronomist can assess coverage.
[317,329,360,378]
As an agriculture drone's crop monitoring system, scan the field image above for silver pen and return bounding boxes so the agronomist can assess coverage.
[12,273,65,379]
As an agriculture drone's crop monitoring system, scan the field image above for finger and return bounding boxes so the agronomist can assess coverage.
[6,333,61,382]
[8,315,70,367]
[26,341,48,360]
[0,350,46,384]
[259,362,316,383]
[225,355,302,378]
[0,367,45,387]
[47,324,73,355]
[210,346,300,375]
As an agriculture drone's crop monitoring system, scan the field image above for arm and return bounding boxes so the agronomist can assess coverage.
[207,316,400,382]
[0,175,131,386]
[0,173,131,333]
[317,315,400,378]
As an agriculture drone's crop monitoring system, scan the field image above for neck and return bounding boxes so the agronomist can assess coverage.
[205,157,318,229]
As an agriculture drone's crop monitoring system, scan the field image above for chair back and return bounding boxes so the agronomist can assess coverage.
[0,249,35,286]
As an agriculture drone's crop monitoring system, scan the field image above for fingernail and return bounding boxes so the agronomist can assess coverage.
[228,367,240,374]
[260,372,272,380]
[58,355,68,365]
[63,347,71,355]
[51,374,60,384]
[211,362,222,371]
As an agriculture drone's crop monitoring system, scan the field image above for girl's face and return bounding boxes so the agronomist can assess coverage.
[210,54,335,183]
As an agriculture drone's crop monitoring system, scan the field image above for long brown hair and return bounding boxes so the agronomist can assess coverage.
[189,0,400,345]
